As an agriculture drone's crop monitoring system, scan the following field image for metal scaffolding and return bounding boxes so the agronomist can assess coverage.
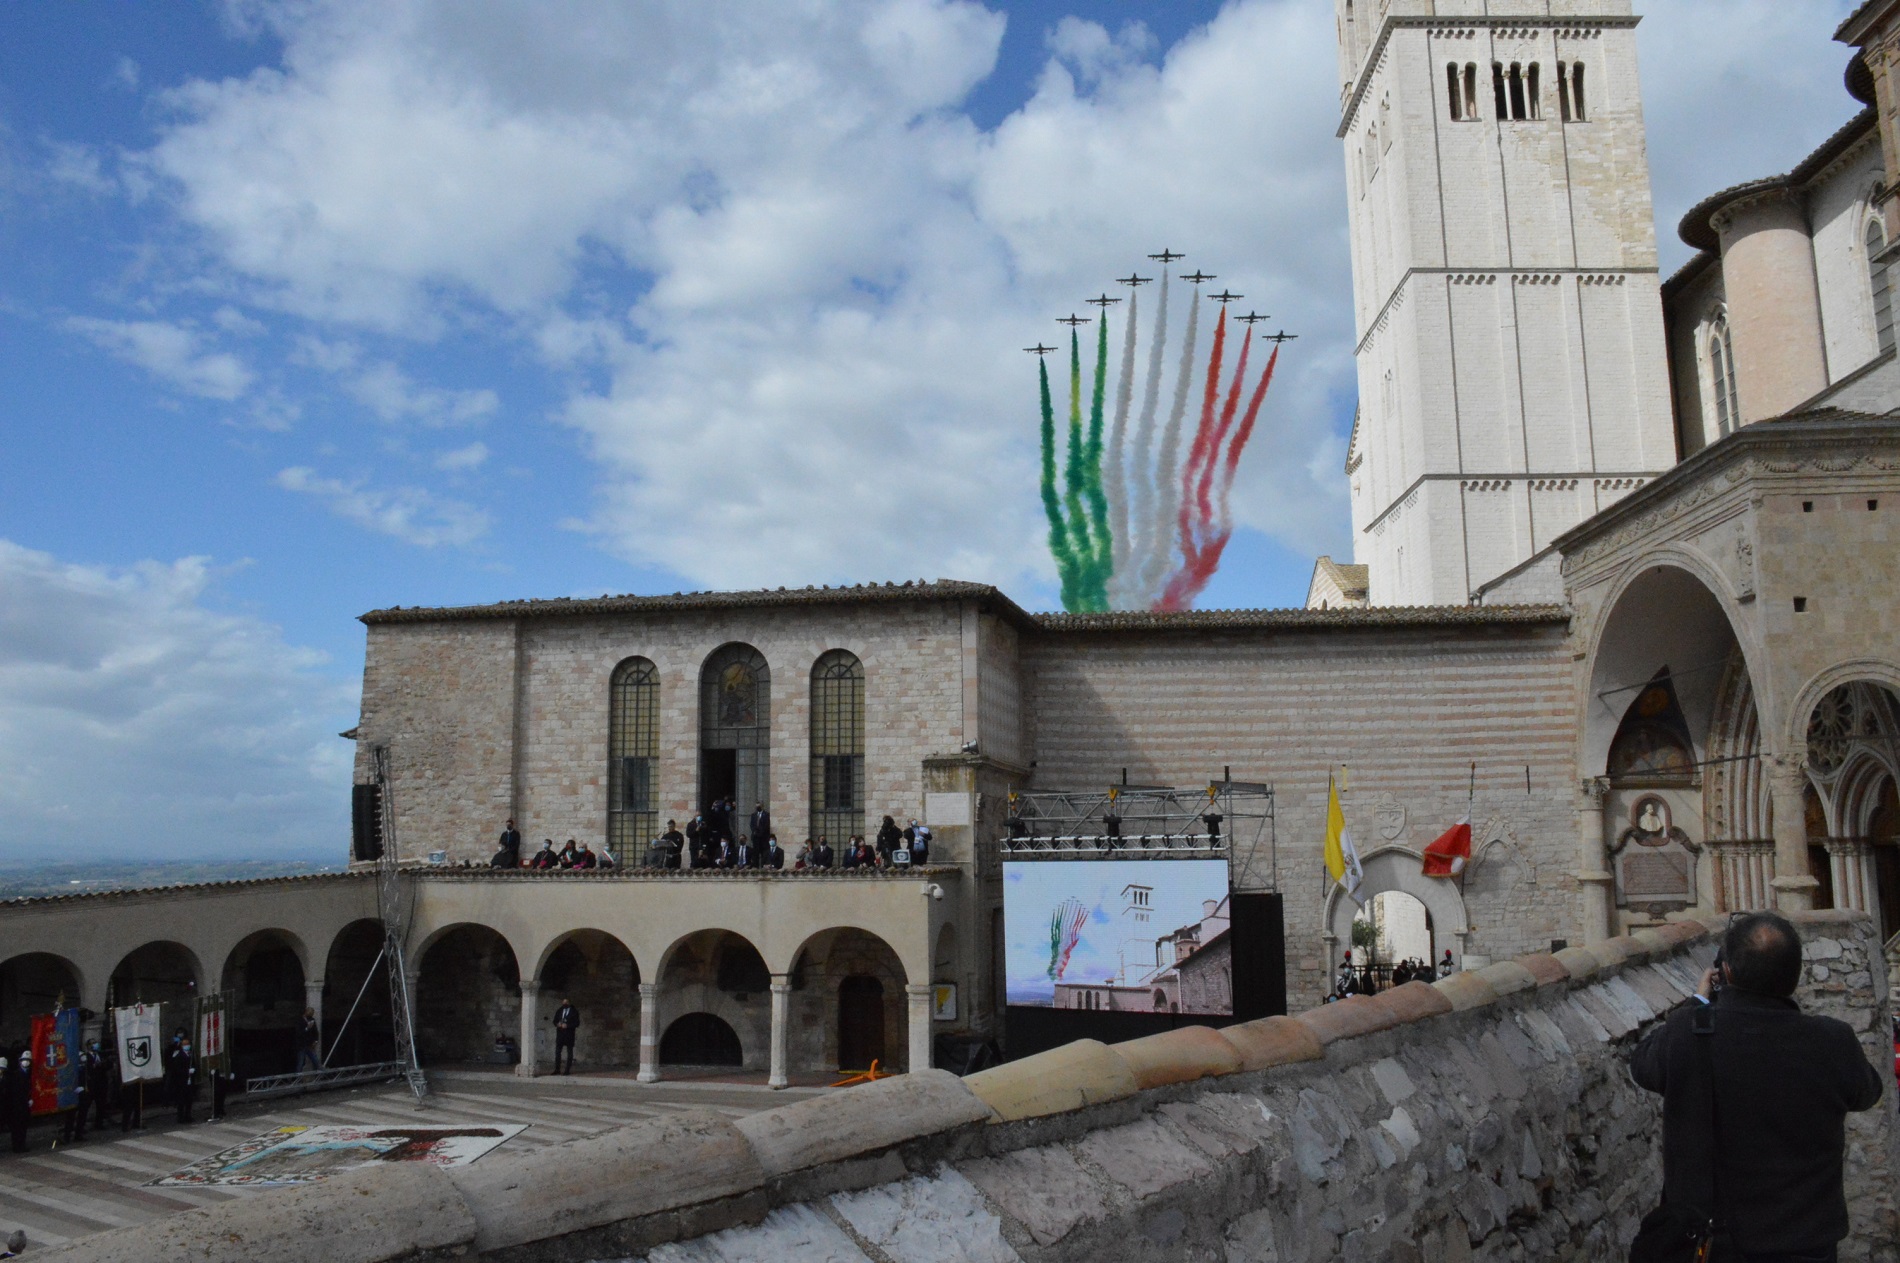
[373,745,429,1100]
[1002,779,1278,890]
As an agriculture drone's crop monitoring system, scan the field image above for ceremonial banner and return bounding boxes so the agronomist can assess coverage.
[198,992,230,1073]
[116,1003,165,1084]
[1323,775,1365,906]
[28,1008,80,1116]
[1422,813,1473,878]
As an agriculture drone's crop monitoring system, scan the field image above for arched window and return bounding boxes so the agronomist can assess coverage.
[1507,63,1528,121]
[700,644,770,816]
[1868,219,1895,356]
[1708,313,1739,436]
[1464,63,1479,120]
[607,657,659,863]
[1446,62,1462,121]
[1492,62,1509,119]
[810,650,865,845]
[1570,61,1587,121]
[1526,63,1541,119]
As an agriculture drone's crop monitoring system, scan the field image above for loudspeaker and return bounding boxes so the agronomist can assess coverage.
[1229,891,1286,1021]
[351,783,384,862]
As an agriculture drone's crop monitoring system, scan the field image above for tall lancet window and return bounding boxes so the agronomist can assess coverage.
[1448,63,1479,120]
[607,657,660,863]
[1709,315,1739,438]
[1869,219,1895,356]
[809,650,865,846]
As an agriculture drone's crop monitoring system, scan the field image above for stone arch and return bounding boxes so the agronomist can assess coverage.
[0,953,84,1047]
[1324,847,1469,968]
[414,924,521,1065]
[109,940,203,1009]
[321,918,392,1066]
[654,929,771,1072]
[1581,555,1757,780]
[1783,658,1900,759]
[789,926,909,1073]
[534,929,642,1069]
[220,929,310,1080]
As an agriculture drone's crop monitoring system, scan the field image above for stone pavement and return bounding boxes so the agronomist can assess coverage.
[0,1073,827,1253]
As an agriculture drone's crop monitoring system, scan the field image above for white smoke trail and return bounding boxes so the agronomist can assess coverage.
[1141,283,1201,604]
[1104,288,1138,606]
[1123,270,1169,609]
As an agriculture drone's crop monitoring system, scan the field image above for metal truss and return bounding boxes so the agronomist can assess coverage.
[245,1061,409,1100]
[373,746,429,1100]
[1003,780,1278,890]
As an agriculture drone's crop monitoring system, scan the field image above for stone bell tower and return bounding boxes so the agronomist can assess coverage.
[1334,0,1677,605]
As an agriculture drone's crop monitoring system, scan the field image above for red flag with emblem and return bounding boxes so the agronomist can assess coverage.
[1421,814,1471,878]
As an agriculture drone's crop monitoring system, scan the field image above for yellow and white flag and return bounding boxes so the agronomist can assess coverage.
[1324,774,1365,906]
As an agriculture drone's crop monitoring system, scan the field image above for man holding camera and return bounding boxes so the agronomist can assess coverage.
[1629,912,1883,1262]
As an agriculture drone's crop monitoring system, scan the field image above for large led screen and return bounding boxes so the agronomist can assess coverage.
[1004,859,1232,1016]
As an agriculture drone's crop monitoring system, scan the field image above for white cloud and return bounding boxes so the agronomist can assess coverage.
[65,316,253,401]
[347,361,498,426]
[45,140,115,194]
[128,0,1865,602]
[276,466,489,546]
[0,540,352,861]
[434,440,488,471]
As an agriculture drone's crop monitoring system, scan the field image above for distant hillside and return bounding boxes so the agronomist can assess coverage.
[0,857,344,901]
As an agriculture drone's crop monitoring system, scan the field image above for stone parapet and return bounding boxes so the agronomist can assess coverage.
[35,913,1896,1263]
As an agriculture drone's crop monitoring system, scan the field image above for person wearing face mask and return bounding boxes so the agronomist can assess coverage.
[168,1038,198,1124]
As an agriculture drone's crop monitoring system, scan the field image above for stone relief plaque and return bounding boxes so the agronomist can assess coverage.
[1372,794,1407,841]
[1609,795,1700,912]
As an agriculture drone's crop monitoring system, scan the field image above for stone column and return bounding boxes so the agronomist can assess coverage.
[905,984,934,1075]
[517,980,543,1078]
[1768,761,1818,912]
[637,982,660,1083]
[768,975,792,1089]
[1576,780,1615,944]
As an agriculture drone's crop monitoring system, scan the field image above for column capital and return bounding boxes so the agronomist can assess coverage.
[904,983,934,999]
[769,975,792,994]
[1578,778,1607,808]
[519,977,544,996]
[638,981,659,998]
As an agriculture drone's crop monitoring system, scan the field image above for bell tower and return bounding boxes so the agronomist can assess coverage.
[1335,0,1676,605]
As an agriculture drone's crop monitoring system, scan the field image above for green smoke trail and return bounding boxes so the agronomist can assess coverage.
[1038,355,1080,610]
[1062,328,1095,596]
[1081,313,1112,610]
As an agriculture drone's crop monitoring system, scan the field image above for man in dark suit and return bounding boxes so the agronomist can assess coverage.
[762,837,784,870]
[551,998,580,1075]
[497,818,521,866]
[749,803,771,848]
[1630,911,1883,1262]
[814,837,834,868]
[168,1039,198,1124]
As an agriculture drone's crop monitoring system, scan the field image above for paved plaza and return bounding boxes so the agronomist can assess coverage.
[0,1071,828,1252]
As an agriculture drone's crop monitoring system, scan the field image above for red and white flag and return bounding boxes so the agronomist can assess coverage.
[1421,813,1471,878]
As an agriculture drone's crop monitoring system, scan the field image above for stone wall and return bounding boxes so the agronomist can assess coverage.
[1024,615,1578,1008]
[47,911,1893,1263]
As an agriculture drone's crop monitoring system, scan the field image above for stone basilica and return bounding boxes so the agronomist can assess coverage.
[3,0,1898,1088]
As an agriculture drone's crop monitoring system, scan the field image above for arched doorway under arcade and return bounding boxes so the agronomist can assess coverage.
[0,953,82,1048]
[321,919,394,1066]
[535,930,641,1070]
[415,925,521,1066]
[654,930,771,1072]
[1798,679,1900,937]
[788,927,909,1074]
[220,930,308,1082]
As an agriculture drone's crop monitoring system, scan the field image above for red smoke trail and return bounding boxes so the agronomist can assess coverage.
[1156,344,1280,611]
[1193,327,1253,531]
[1179,308,1229,523]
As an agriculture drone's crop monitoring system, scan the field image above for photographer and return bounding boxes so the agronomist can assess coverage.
[1629,912,1882,1262]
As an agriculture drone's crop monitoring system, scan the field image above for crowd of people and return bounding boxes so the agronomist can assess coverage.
[1324,949,1457,1001]
[486,807,933,873]
[0,1024,238,1163]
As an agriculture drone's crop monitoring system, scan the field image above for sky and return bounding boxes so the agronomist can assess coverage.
[0,0,1869,863]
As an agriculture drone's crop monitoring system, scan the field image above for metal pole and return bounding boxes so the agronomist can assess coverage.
[321,944,387,1070]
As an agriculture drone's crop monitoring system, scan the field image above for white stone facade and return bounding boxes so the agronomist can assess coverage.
[1337,0,1676,605]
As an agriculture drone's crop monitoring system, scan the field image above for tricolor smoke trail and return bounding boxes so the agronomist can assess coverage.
[1032,258,1287,613]
[1047,897,1089,981]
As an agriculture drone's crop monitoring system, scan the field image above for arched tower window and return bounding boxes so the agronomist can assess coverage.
[700,643,771,816]
[1446,62,1462,121]
[1570,61,1587,121]
[1526,63,1541,119]
[1492,62,1509,119]
[810,650,866,845]
[607,657,659,863]
[1708,313,1739,437]
[1464,64,1479,120]
[1868,219,1895,356]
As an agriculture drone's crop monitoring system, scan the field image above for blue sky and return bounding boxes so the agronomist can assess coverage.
[0,0,1867,862]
